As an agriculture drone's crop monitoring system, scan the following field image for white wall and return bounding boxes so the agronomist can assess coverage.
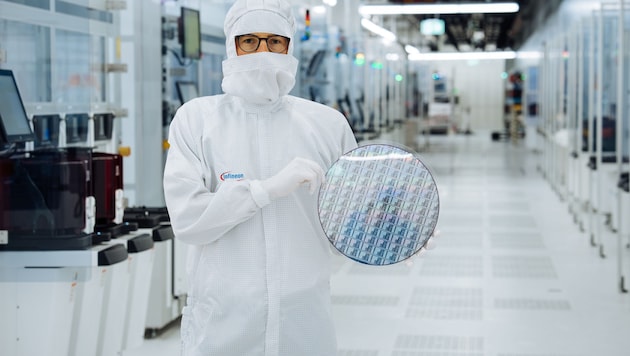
[417,59,506,130]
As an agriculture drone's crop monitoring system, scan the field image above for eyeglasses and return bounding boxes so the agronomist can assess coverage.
[236,34,290,53]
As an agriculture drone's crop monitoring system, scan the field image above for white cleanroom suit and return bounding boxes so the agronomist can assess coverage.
[162,0,358,355]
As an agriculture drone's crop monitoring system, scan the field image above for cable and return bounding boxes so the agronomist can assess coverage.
[0,143,17,159]
[167,48,195,67]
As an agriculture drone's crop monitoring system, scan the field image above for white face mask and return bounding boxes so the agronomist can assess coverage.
[221,52,298,105]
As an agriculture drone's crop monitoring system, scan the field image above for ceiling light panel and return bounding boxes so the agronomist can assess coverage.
[361,18,397,41]
[359,2,520,16]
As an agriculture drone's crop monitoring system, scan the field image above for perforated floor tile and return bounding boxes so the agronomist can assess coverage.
[434,233,483,248]
[490,232,545,249]
[493,298,571,310]
[492,256,557,279]
[487,201,530,211]
[490,215,538,229]
[406,287,483,320]
[338,350,379,356]
[394,335,484,351]
[332,295,400,306]
[418,255,484,277]
[348,262,413,275]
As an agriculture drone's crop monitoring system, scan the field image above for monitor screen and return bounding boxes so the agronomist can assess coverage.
[176,81,199,105]
[181,7,201,60]
[0,114,7,144]
[0,69,35,143]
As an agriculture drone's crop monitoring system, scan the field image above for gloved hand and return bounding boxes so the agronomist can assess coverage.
[423,235,437,250]
[261,157,325,200]
[414,233,438,258]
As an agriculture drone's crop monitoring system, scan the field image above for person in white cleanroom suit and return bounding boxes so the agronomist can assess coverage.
[162,0,357,354]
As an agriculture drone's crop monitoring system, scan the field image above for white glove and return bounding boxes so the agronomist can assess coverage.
[423,235,437,250]
[413,233,438,258]
[261,157,325,200]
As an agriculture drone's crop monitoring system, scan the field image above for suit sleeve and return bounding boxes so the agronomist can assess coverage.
[340,115,358,154]
[163,105,265,246]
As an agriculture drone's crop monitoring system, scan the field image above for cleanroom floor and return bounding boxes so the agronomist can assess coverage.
[125,130,630,356]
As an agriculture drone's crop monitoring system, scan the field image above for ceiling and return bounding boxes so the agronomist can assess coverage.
[380,0,563,51]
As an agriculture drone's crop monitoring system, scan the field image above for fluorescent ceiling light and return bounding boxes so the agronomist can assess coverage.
[361,18,397,41]
[404,45,420,54]
[407,51,543,61]
[359,2,519,15]
[408,51,517,61]
[420,18,445,35]
[516,51,543,59]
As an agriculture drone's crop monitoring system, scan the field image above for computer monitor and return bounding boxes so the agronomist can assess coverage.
[0,114,7,144]
[0,69,35,144]
[176,81,199,105]
[180,7,201,60]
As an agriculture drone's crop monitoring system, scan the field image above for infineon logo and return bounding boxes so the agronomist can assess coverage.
[220,171,245,181]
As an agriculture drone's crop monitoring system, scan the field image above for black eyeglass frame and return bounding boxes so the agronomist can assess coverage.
[235,34,290,53]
